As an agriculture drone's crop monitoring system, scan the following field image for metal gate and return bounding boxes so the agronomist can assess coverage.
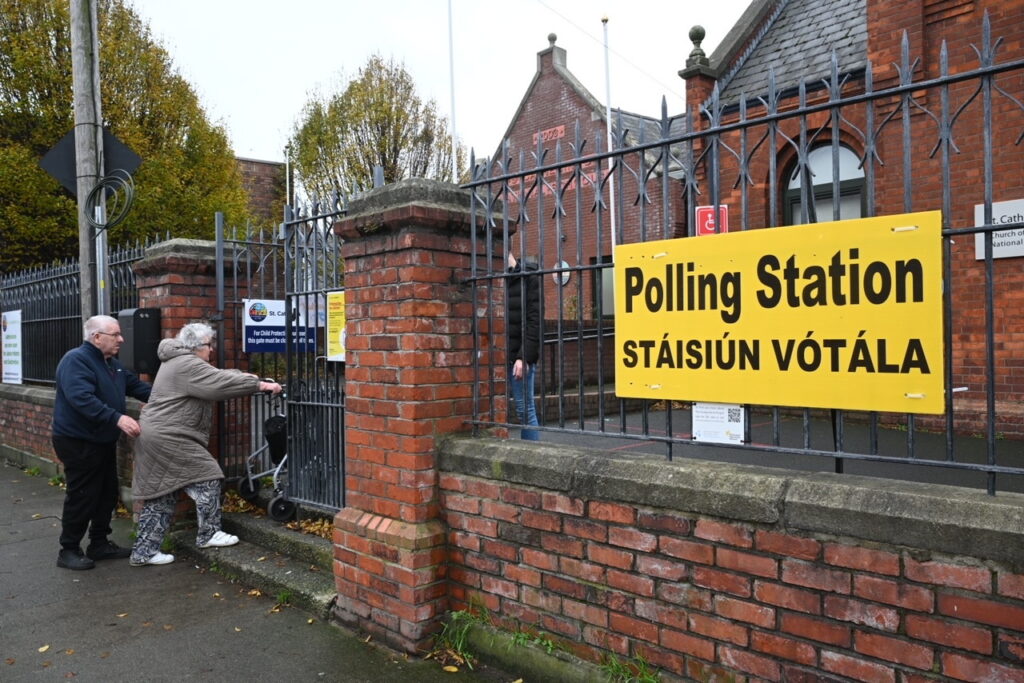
[215,197,346,513]
[281,197,346,512]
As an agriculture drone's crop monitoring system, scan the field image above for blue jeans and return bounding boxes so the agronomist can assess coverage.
[510,363,540,440]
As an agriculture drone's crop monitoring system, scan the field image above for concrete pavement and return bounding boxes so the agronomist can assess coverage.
[0,462,512,683]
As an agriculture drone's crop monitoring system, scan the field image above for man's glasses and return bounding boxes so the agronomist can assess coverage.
[96,331,122,338]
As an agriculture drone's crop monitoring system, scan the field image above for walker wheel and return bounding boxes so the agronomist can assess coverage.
[237,477,260,502]
[268,496,297,522]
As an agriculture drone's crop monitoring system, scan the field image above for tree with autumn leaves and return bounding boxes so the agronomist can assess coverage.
[0,0,250,271]
[289,55,467,200]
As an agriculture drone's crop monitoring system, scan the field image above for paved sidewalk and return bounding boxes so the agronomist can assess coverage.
[0,463,511,682]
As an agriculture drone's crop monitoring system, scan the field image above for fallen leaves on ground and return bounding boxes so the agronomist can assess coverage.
[285,517,332,539]
[38,645,49,653]
[425,648,473,670]
[222,490,264,516]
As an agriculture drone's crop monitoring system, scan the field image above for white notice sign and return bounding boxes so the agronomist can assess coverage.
[2,310,23,384]
[692,402,744,444]
[974,199,1024,259]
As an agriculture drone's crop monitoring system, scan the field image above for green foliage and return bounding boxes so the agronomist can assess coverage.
[601,650,661,683]
[0,0,252,271]
[427,597,492,671]
[24,466,41,477]
[432,609,481,670]
[48,473,65,487]
[290,54,467,199]
[507,625,562,655]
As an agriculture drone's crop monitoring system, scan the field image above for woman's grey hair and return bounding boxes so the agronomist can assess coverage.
[83,315,117,340]
[177,322,216,351]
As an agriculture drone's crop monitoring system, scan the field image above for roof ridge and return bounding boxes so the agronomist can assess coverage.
[709,0,791,109]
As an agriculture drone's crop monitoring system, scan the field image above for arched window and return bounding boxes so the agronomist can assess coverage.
[784,145,865,225]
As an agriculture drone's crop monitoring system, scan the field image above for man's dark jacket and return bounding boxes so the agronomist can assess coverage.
[507,260,542,365]
[53,342,151,443]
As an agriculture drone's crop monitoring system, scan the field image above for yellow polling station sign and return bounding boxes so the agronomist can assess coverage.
[614,211,945,414]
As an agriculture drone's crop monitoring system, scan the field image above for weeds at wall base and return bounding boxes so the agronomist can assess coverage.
[428,600,662,682]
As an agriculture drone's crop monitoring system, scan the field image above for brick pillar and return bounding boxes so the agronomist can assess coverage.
[331,178,502,653]
[133,239,244,363]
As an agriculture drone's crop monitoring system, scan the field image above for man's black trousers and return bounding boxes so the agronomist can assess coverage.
[52,435,119,550]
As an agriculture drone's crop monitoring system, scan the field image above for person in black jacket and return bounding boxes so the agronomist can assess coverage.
[52,315,152,570]
[507,252,542,440]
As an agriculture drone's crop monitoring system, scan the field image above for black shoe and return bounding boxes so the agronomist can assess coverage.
[57,548,96,570]
[86,540,131,561]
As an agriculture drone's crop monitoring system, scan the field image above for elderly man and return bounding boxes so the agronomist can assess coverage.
[52,315,152,570]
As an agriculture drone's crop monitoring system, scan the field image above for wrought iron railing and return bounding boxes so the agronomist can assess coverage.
[465,17,1024,494]
[1,238,158,384]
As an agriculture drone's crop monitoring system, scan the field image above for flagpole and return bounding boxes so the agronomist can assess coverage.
[448,0,458,181]
[602,16,616,252]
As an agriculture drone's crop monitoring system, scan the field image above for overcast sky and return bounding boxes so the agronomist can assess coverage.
[126,0,751,163]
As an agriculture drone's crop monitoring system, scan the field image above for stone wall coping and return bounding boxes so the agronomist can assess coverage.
[0,382,55,407]
[334,178,503,240]
[138,238,216,263]
[439,435,1024,569]
[0,383,143,415]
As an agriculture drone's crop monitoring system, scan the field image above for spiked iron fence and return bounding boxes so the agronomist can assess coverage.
[466,17,1024,494]
[0,239,159,384]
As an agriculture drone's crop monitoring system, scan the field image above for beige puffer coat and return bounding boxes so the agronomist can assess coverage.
[132,338,260,500]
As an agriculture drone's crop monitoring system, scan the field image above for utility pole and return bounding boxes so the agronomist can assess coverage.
[70,0,104,319]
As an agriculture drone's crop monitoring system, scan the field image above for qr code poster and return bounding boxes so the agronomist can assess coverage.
[693,402,744,444]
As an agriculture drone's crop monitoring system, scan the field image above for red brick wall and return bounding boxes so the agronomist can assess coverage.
[0,388,59,465]
[440,452,1024,681]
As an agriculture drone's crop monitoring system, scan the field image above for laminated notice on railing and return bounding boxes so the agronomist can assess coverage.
[242,299,315,353]
[614,211,945,414]
[2,309,22,384]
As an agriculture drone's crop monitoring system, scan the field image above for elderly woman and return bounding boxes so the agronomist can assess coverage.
[130,322,281,567]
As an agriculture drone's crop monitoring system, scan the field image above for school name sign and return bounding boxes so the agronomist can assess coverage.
[614,211,944,414]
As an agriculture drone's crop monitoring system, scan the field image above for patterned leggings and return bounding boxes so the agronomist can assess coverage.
[131,480,223,563]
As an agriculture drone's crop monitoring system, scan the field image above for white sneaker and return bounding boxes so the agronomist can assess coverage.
[130,551,175,567]
[198,531,239,549]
